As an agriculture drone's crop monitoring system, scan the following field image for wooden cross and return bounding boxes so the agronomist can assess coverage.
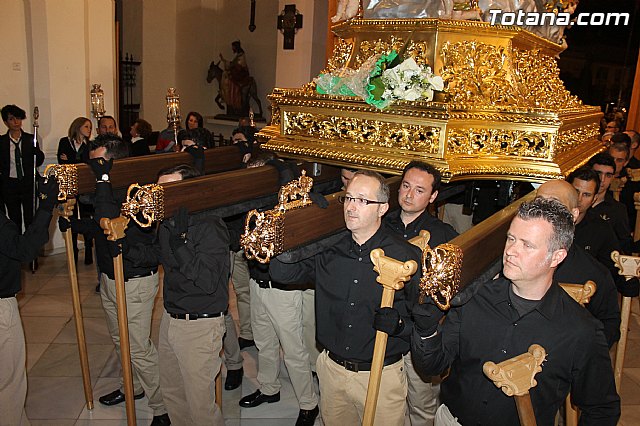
[277,4,303,49]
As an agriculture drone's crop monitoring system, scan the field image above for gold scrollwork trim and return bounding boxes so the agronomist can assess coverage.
[284,111,441,153]
[554,123,600,156]
[449,164,563,181]
[447,128,551,158]
[121,183,165,228]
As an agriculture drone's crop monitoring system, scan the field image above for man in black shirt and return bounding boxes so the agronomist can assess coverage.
[536,178,621,347]
[271,170,422,426]
[383,161,457,426]
[411,197,620,425]
[62,134,169,424]
[0,176,57,425]
[127,164,230,425]
[588,152,633,253]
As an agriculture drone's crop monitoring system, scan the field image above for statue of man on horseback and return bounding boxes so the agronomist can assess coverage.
[207,40,263,119]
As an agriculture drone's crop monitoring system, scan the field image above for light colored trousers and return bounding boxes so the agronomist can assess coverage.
[405,351,440,426]
[100,272,166,415]
[159,311,225,426]
[223,313,243,370]
[0,297,30,426]
[230,250,252,340]
[302,289,321,372]
[250,279,318,409]
[316,350,407,426]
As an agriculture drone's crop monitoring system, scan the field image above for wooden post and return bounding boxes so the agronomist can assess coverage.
[362,249,417,426]
[483,344,546,426]
[101,216,136,426]
[59,199,93,410]
[634,192,640,242]
[610,250,639,392]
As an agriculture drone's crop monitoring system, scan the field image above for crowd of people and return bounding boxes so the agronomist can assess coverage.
[1,98,637,426]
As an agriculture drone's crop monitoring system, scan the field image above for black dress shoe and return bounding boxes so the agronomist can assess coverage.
[238,337,255,350]
[239,390,280,408]
[225,367,243,390]
[99,389,145,406]
[295,405,319,426]
[150,413,171,425]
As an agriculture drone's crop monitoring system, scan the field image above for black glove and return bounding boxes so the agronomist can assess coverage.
[309,191,329,209]
[168,207,189,252]
[185,145,205,174]
[412,298,445,337]
[373,307,405,336]
[57,215,77,233]
[617,277,640,297]
[87,157,113,181]
[267,159,299,185]
[37,176,59,212]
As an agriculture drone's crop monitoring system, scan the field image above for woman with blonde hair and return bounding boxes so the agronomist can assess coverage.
[56,117,93,264]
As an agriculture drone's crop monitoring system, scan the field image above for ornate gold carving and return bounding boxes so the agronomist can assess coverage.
[241,209,285,264]
[483,344,546,397]
[241,173,315,263]
[440,41,583,111]
[120,183,165,228]
[327,38,354,72]
[511,48,582,110]
[277,170,314,212]
[560,281,597,306]
[371,248,418,291]
[284,111,441,153]
[554,123,600,156]
[441,41,517,107]
[419,243,463,310]
[447,128,551,158]
[355,36,404,68]
[44,164,78,201]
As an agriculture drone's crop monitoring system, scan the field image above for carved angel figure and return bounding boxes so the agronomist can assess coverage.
[332,0,361,22]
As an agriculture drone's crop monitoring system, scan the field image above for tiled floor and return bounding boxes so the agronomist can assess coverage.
[16,251,640,425]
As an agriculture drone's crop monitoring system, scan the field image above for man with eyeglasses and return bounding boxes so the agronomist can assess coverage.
[587,152,632,253]
[383,161,457,426]
[270,170,422,425]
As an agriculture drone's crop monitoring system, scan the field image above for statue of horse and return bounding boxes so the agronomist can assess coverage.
[207,60,263,118]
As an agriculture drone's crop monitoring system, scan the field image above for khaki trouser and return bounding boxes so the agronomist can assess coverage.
[159,311,225,426]
[250,279,318,409]
[316,350,407,426]
[230,250,252,340]
[405,351,440,426]
[0,297,30,426]
[100,272,166,415]
[302,289,321,372]
[223,313,243,370]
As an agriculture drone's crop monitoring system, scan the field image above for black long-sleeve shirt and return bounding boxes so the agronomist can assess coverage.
[555,245,621,347]
[270,226,422,362]
[127,214,230,314]
[411,276,620,426]
[68,181,157,280]
[592,192,632,254]
[0,208,52,297]
[383,208,459,246]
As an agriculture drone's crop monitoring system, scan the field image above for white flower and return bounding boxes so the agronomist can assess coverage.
[404,87,422,101]
[429,75,444,91]
[396,57,421,74]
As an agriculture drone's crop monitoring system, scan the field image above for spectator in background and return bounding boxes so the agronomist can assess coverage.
[232,127,254,164]
[129,119,152,157]
[98,115,119,136]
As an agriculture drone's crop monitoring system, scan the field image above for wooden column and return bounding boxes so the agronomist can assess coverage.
[628,51,640,133]
[326,0,338,64]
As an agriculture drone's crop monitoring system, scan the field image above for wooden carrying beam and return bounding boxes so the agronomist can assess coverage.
[158,164,340,217]
[72,146,243,194]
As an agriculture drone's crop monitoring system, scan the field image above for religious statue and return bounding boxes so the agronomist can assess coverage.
[208,41,263,120]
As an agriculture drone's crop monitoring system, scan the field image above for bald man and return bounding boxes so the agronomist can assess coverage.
[536,180,621,347]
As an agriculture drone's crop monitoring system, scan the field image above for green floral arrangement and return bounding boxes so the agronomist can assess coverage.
[315,49,443,110]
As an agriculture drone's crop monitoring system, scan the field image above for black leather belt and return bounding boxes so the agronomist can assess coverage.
[169,311,227,320]
[327,351,402,372]
[126,270,157,281]
[256,279,272,289]
[0,295,16,299]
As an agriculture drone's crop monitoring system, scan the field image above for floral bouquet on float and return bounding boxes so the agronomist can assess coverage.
[314,49,444,110]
